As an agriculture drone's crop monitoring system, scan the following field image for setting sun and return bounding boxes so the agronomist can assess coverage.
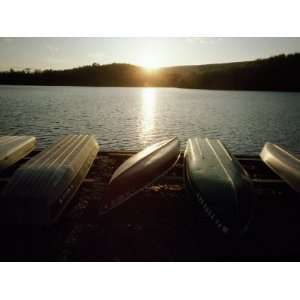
[138,54,161,70]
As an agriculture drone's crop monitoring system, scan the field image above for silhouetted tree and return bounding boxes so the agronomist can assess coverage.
[0,54,299,91]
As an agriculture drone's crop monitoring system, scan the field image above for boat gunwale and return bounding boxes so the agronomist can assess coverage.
[100,139,181,213]
[109,137,178,183]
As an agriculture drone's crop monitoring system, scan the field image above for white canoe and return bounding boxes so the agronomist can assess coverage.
[260,143,300,194]
[1,135,99,225]
[0,136,36,172]
[100,137,180,213]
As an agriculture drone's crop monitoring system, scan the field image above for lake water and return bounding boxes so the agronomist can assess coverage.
[0,85,299,154]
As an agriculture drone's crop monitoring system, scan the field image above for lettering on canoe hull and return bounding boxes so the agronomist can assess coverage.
[196,193,229,234]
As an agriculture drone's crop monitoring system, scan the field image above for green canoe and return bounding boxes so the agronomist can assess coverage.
[184,137,255,235]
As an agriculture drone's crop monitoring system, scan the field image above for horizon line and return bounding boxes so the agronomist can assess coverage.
[1,52,299,72]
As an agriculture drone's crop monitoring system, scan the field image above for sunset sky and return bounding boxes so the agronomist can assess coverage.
[0,37,300,71]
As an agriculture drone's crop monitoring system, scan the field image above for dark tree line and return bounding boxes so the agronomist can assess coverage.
[177,53,300,91]
[0,54,299,91]
[0,63,149,87]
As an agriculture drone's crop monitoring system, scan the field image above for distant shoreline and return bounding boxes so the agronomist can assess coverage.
[1,53,300,92]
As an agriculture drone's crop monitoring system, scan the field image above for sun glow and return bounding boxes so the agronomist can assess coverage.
[142,63,159,72]
[138,55,161,71]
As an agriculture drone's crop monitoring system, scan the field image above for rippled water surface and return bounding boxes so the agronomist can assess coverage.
[0,85,299,154]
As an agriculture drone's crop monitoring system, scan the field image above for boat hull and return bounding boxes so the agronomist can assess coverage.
[0,136,36,172]
[184,137,255,235]
[101,138,180,212]
[260,143,300,194]
[1,135,99,225]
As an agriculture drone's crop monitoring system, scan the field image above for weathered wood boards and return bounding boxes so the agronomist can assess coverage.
[0,136,36,172]
[184,137,255,235]
[1,135,99,225]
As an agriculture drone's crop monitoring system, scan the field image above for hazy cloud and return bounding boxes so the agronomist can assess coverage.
[46,45,59,52]
[185,37,223,44]
[0,37,15,44]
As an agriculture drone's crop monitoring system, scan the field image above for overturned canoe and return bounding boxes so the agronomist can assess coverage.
[184,137,255,235]
[1,135,99,225]
[100,137,180,213]
[260,143,300,194]
[0,136,36,172]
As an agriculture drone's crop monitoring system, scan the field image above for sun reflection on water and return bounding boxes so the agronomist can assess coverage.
[140,88,156,143]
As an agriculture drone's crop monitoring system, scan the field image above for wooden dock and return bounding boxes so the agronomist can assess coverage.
[0,150,299,261]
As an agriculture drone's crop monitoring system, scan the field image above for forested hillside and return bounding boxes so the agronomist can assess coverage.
[0,53,299,91]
